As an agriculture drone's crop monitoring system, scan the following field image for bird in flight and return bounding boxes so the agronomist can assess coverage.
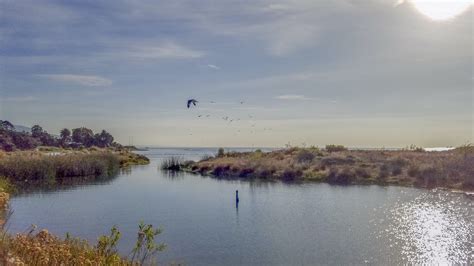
[187,99,198,108]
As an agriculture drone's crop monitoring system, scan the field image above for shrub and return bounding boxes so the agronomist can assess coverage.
[198,165,210,174]
[325,144,348,152]
[321,157,355,166]
[238,168,254,178]
[130,221,166,265]
[296,150,315,164]
[217,148,225,157]
[212,165,231,177]
[392,166,402,176]
[256,167,274,179]
[96,226,122,264]
[355,167,371,179]
[378,164,390,179]
[405,144,424,152]
[415,167,445,188]
[0,221,165,265]
[327,168,356,184]
[281,169,302,181]
[462,178,474,190]
[407,165,420,177]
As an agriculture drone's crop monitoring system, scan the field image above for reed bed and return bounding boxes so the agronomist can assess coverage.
[0,151,120,181]
[160,156,184,171]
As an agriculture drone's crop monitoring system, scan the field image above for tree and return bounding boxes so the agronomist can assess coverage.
[60,128,71,145]
[39,132,57,146]
[0,120,15,131]
[31,125,44,138]
[60,128,71,140]
[94,130,114,147]
[72,127,94,147]
[12,132,40,150]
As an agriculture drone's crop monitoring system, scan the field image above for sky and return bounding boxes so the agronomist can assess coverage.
[0,0,472,148]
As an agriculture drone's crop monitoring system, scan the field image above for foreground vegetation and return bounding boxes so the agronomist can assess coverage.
[0,221,165,265]
[0,179,165,265]
[165,145,474,191]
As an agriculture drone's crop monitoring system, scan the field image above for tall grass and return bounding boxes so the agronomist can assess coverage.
[0,151,120,182]
[160,156,183,171]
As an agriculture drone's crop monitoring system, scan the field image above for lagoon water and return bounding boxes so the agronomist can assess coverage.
[8,148,473,265]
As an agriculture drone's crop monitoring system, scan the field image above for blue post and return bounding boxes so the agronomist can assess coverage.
[236,190,239,204]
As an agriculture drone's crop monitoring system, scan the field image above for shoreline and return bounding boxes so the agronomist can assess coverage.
[166,147,474,192]
[182,168,474,197]
[0,149,157,265]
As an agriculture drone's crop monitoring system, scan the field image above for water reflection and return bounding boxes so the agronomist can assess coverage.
[385,192,473,264]
[160,170,185,180]
[12,173,119,196]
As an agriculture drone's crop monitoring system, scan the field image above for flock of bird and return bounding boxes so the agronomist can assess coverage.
[186,98,272,136]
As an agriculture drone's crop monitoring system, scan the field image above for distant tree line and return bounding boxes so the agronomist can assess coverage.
[0,120,119,151]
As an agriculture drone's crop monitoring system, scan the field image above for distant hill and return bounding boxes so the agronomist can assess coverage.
[13,124,31,133]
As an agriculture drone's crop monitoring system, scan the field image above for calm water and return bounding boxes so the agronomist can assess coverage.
[8,148,473,265]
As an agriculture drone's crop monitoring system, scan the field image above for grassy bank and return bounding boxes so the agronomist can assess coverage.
[169,146,474,191]
[0,149,149,184]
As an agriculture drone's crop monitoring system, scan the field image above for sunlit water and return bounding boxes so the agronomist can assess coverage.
[7,148,473,265]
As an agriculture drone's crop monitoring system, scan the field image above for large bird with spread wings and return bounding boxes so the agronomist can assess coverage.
[187,99,198,108]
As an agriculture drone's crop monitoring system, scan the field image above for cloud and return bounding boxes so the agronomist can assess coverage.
[37,74,112,86]
[207,64,220,70]
[2,96,37,102]
[394,0,406,6]
[275,94,312,100]
[128,42,204,59]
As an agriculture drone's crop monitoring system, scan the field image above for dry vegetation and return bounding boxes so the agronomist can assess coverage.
[180,145,474,191]
[0,176,164,265]
[0,151,164,265]
[0,224,164,266]
[0,149,149,184]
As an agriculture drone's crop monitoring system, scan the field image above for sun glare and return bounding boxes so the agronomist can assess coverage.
[411,0,472,20]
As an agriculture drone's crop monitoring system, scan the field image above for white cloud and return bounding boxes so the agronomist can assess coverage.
[275,94,312,100]
[207,64,220,70]
[128,41,204,59]
[37,74,112,86]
